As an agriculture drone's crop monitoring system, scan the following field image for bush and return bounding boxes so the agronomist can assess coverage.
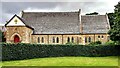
[65,42,76,45]
[2,43,119,61]
[104,41,116,45]
[89,41,102,45]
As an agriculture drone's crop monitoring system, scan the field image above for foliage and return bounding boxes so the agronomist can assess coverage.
[0,30,2,39]
[88,41,102,45]
[107,13,115,28]
[108,2,120,44]
[2,43,119,61]
[86,12,99,15]
[65,42,77,45]
[0,30,6,42]
[0,30,3,42]
[104,41,115,45]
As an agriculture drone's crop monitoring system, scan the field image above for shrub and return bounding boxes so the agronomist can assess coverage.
[104,41,116,45]
[89,41,101,45]
[2,43,119,61]
[65,42,77,45]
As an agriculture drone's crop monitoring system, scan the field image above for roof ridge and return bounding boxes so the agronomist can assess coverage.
[81,15,106,16]
[23,11,79,13]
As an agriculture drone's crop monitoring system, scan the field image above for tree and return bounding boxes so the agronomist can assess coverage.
[107,13,115,28]
[0,29,6,42]
[108,2,120,44]
[86,12,99,15]
[0,30,2,42]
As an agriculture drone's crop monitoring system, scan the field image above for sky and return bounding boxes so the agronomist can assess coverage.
[0,0,120,25]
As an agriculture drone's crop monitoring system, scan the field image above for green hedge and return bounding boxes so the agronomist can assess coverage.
[2,43,119,61]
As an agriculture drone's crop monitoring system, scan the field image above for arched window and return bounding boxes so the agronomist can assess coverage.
[85,37,87,43]
[53,37,55,43]
[67,37,70,43]
[41,37,44,43]
[56,37,59,43]
[38,37,40,43]
[88,37,91,42]
[72,37,74,43]
[79,37,81,43]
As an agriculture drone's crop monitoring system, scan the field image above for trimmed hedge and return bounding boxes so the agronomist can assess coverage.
[2,43,119,61]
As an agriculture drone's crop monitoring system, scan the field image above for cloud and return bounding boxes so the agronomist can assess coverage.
[0,2,2,25]
[1,1,120,25]
[1,2,63,24]
[1,0,107,2]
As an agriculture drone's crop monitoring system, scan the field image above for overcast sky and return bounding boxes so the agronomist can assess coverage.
[0,0,120,25]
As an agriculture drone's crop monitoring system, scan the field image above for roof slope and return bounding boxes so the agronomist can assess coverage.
[22,12,80,34]
[81,15,110,34]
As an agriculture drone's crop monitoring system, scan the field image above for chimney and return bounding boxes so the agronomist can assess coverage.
[19,10,24,17]
[105,13,111,30]
[79,9,83,33]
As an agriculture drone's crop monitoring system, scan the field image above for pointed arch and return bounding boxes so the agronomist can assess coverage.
[53,37,55,43]
[10,33,21,43]
[85,37,87,43]
[67,37,70,43]
[88,37,91,42]
[38,37,40,43]
[72,37,74,43]
[56,37,59,43]
[14,35,20,43]
[41,37,44,43]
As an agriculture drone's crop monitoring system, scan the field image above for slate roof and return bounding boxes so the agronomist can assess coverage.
[22,12,80,34]
[21,11,110,34]
[81,15,110,34]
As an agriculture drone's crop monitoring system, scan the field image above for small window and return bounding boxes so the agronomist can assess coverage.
[85,37,87,43]
[67,37,70,43]
[88,37,91,42]
[56,37,59,43]
[72,37,74,43]
[101,35,104,38]
[53,37,55,43]
[38,37,40,43]
[98,36,100,38]
[41,37,44,43]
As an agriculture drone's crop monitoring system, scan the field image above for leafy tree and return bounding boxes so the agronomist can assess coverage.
[0,30,6,42]
[108,2,120,44]
[107,13,115,28]
[86,12,99,15]
[0,30,2,42]
[104,41,116,45]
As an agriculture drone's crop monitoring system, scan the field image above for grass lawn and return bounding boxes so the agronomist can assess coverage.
[2,56,119,66]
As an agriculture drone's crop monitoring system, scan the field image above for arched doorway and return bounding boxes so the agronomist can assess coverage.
[14,35,20,43]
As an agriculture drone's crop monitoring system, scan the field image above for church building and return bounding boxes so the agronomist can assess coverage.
[4,9,110,45]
